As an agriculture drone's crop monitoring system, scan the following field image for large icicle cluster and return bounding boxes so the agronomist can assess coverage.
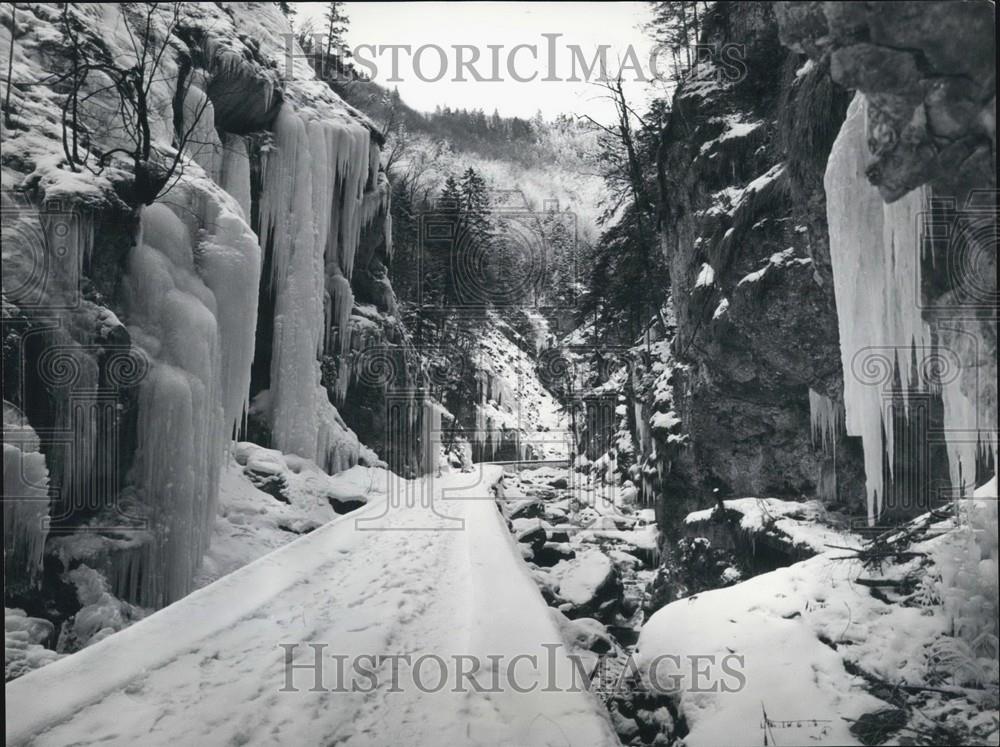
[825,94,929,522]
[3,404,50,588]
[808,389,842,454]
[258,100,386,471]
[1,1,391,610]
[825,93,993,522]
[120,87,260,604]
[123,204,223,606]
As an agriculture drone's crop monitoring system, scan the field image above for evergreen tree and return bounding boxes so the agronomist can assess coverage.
[459,167,490,241]
[323,2,352,78]
[647,1,709,80]
[433,175,463,307]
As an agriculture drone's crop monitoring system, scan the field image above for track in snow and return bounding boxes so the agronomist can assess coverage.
[6,467,618,747]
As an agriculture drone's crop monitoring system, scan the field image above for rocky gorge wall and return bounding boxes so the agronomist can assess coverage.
[654,1,867,515]
[1,3,417,615]
[776,0,996,521]
[645,0,995,531]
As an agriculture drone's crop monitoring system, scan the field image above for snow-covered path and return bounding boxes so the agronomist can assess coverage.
[6,467,618,747]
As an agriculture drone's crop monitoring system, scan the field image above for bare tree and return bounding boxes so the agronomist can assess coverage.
[581,74,655,233]
[58,2,211,205]
[3,3,17,128]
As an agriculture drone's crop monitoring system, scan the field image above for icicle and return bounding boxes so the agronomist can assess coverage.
[3,405,50,587]
[808,389,841,454]
[197,209,261,438]
[383,183,393,262]
[941,374,997,498]
[259,102,375,469]
[181,82,223,183]
[367,141,380,191]
[316,389,364,474]
[422,399,444,477]
[327,273,354,404]
[824,93,929,523]
[220,134,252,222]
[122,205,226,606]
[262,107,323,462]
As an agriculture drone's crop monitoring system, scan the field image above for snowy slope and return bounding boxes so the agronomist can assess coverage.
[6,466,618,747]
[475,317,571,462]
[637,481,1000,747]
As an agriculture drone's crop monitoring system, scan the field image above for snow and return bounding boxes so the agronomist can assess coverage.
[708,163,787,219]
[712,297,729,320]
[196,450,388,587]
[694,262,715,288]
[699,117,763,155]
[638,563,887,747]
[637,550,906,746]
[685,497,859,555]
[5,608,60,681]
[795,58,817,78]
[736,248,812,288]
[6,467,617,746]
[650,411,681,432]
[554,549,614,606]
[644,487,999,746]
[473,317,570,461]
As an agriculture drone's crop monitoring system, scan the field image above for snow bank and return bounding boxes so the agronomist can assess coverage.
[642,491,999,746]
[196,448,388,587]
[685,497,857,555]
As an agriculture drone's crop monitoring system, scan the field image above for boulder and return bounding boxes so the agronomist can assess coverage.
[509,499,545,520]
[555,550,622,621]
[544,506,569,523]
[512,518,548,554]
[244,467,290,504]
[533,542,576,567]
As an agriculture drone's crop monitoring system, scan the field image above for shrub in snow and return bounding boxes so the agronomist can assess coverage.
[927,479,999,689]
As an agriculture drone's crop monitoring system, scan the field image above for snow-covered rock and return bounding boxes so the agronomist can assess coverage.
[5,608,60,682]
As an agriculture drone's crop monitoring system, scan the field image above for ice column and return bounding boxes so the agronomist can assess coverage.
[3,404,50,587]
[825,93,968,521]
[122,204,226,606]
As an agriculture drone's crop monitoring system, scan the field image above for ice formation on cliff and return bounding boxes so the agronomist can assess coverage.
[825,93,993,521]
[258,104,378,465]
[808,388,841,454]
[825,94,929,522]
[2,1,387,609]
[123,204,225,605]
[3,404,50,586]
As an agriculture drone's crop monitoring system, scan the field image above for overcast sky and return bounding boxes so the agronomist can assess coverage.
[294,2,665,122]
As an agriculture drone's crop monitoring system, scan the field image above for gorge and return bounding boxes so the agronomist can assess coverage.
[2,2,997,746]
